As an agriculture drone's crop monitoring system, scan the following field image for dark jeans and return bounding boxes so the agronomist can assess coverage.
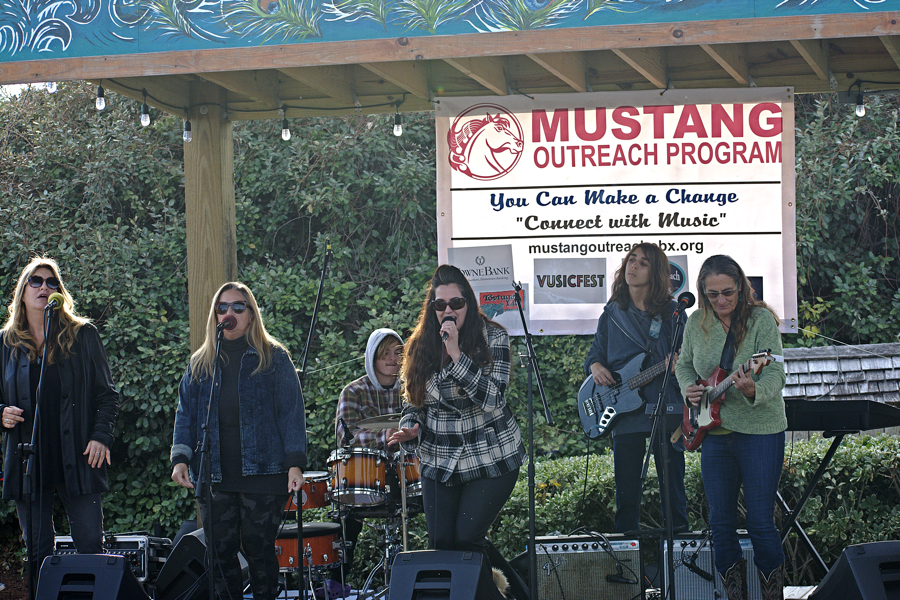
[422,469,519,565]
[17,488,103,578]
[199,488,284,600]
[613,431,689,533]
[701,431,786,575]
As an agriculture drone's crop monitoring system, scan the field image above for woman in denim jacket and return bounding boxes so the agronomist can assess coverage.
[171,282,307,600]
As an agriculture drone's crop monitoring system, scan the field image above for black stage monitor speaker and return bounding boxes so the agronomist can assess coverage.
[389,550,505,600]
[35,554,150,600]
[155,528,248,600]
[810,541,900,600]
[534,533,642,600]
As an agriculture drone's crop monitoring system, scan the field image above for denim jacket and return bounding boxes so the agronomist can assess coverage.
[171,345,307,488]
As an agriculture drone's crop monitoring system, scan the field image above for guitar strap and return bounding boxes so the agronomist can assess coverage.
[719,327,737,372]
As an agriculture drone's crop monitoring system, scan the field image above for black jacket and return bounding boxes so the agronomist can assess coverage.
[1,323,119,500]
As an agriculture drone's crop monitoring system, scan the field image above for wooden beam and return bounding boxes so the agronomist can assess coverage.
[611,47,667,89]
[97,76,191,117]
[790,39,829,80]
[443,56,507,96]
[361,61,430,100]
[1,13,896,85]
[527,51,587,92]
[880,35,900,71]
[184,80,237,352]
[700,43,750,86]
[201,70,280,106]
[278,65,357,105]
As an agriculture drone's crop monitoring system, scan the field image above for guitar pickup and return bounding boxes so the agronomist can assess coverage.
[583,398,595,417]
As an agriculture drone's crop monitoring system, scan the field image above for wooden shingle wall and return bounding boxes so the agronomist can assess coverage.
[783,343,900,440]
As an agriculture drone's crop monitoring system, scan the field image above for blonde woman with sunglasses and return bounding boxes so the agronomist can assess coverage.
[171,282,307,600]
[1,256,119,586]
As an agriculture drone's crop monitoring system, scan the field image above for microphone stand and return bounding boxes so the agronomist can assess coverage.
[197,321,228,600]
[640,305,688,600]
[20,306,54,600]
[511,281,552,600]
[295,243,331,592]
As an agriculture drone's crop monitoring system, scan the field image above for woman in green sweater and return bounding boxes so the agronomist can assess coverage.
[675,255,786,600]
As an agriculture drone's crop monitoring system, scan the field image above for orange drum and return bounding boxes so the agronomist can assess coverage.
[285,471,330,512]
[275,522,342,571]
[394,452,422,498]
[327,448,388,506]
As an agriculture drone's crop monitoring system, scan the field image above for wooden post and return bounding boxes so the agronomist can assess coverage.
[184,80,237,352]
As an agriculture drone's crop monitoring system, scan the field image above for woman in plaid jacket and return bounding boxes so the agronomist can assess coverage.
[390,265,525,566]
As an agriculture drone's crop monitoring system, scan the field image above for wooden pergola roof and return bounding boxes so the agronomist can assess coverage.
[2,12,899,120]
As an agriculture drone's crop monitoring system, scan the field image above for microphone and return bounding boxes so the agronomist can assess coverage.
[440,316,457,342]
[217,315,237,331]
[45,292,65,311]
[683,553,713,581]
[673,291,696,318]
[339,418,354,447]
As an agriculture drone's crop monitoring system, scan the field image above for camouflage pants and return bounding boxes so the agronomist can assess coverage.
[199,488,284,600]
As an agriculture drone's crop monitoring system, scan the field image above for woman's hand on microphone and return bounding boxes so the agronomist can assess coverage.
[440,318,461,362]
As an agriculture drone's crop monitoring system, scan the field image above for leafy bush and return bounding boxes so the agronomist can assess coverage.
[1,83,899,588]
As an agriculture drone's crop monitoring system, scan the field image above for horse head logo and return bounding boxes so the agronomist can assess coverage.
[448,104,524,181]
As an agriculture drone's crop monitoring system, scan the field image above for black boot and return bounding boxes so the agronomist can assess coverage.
[757,562,785,600]
[718,558,747,600]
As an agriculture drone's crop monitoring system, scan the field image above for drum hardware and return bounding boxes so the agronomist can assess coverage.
[355,413,401,430]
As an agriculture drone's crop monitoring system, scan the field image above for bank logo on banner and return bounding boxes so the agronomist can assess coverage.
[448,104,524,180]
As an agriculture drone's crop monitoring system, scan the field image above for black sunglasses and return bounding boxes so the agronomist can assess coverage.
[431,297,466,311]
[28,275,60,290]
[215,301,248,315]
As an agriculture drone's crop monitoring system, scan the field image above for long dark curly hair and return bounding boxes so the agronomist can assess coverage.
[607,243,673,318]
[401,264,502,407]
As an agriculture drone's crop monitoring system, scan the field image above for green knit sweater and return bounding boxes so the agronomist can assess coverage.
[675,306,787,435]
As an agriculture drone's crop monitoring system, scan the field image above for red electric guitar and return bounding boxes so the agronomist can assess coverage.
[681,350,783,451]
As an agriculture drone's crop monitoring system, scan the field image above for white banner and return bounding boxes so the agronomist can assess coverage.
[436,88,797,336]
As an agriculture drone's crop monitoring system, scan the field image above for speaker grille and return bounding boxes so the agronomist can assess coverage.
[661,531,762,600]
[535,535,641,600]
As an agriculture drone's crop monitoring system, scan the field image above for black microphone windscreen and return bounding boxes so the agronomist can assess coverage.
[677,291,696,308]
[221,315,237,330]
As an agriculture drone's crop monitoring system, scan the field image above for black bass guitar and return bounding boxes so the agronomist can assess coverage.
[577,353,670,439]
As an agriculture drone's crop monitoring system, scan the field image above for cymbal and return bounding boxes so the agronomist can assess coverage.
[356,413,401,430]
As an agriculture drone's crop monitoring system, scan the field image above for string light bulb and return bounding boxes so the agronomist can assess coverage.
[855,92,866,118]
[393,112,403,137]
[281,118,291,141]
[183,119,192,143]
[95,85,105,111]
[141,102,151,127]
[46,82,57,94]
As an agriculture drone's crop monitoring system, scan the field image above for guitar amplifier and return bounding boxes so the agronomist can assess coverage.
[535,534,642,600]
[54,533,171,585]
[660,531,762,600]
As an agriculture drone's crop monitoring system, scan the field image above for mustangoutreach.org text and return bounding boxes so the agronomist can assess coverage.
[528,239,705,256]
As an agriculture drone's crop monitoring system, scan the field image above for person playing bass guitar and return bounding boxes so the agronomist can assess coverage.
[583,243,689,535]
[675,254,786,600]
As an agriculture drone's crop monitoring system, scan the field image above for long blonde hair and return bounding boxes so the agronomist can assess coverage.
[189,282,287,381]
[1,256,90,364]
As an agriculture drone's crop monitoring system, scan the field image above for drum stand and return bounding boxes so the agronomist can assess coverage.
[357,448,412,600]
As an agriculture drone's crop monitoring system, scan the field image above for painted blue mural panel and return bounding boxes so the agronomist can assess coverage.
[0,0,896,63]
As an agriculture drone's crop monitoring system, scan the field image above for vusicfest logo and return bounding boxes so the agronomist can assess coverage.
[448,104,524,181]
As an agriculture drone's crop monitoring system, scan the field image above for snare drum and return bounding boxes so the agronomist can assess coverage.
[394,452,422,498]
[285,471,329,512]
[328,447,388,506]
[275,522,342,571]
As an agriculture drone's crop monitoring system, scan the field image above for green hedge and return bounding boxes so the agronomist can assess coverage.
[1,83,899,587]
